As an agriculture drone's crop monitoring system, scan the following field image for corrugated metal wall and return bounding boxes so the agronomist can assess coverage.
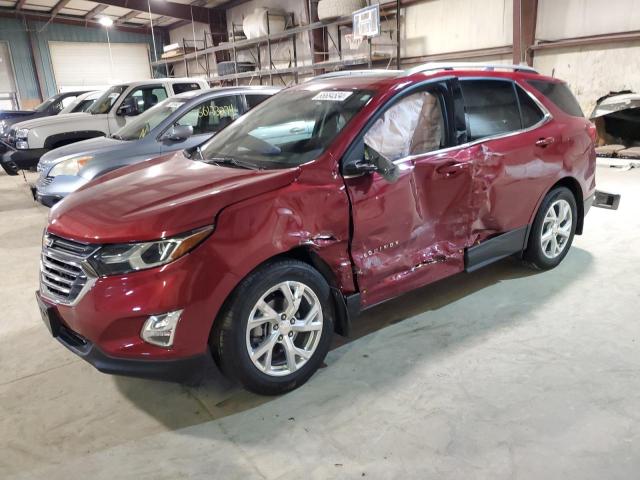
[0,17,165,108]
[0,17,39,106]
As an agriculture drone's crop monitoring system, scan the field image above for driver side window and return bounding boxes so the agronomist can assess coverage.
[363,91,445,162]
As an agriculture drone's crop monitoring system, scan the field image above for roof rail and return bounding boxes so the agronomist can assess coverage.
[404,62,539,76]
[305,69,402,82]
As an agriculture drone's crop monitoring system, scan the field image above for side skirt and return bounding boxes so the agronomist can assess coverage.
[464,226,529,273]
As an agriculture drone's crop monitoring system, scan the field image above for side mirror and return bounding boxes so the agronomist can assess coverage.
[117,97,139,116]
[162,124,193,142]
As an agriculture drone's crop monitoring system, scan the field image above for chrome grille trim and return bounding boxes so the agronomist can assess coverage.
[37,176,53,187]
[40,233,100,306]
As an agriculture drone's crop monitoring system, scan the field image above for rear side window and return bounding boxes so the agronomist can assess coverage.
[527,80,584,117]
[460,80,522,140]
[173,82,201,94]
[517,87,545,128]
[245,94,272,109]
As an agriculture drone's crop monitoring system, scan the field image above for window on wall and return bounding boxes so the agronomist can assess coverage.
[460,80,523,140]
[176,95,241,135]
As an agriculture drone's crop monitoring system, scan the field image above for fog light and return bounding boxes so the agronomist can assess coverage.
[141,310,182,347]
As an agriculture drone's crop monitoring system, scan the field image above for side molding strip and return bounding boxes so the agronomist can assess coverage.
[464,226,529,273]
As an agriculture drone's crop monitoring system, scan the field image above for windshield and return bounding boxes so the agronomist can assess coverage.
[88,85,126,114]
[34,96,58,112]
[113,98,187,140]
[199,89,373,168]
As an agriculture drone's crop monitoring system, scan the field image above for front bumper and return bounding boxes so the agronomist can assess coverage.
[37,291,208,382]
[34,174,88,207]
[2,147,48,171]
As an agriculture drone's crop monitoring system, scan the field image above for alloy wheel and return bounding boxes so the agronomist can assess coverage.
[245,281,323,377]
[540,199,573,259]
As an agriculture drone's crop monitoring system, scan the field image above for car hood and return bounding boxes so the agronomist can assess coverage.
[0,110,41,121]
[39,136,126,168]
[47,152,300,243]
[11,112,102,130]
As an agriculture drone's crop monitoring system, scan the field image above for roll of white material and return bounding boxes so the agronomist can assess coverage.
[243,8,286,39]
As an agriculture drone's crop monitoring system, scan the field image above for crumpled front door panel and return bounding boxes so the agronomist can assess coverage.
[346,148,475,307]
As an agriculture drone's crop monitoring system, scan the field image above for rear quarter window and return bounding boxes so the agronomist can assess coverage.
[173,83,202,94]
[527,80,584,117]
[460,80,522,140]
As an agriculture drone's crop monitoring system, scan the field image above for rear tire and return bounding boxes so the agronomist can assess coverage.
[523,186,577,270]
[211,260,334,395]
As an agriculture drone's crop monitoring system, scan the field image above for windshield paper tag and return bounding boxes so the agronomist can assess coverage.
[312,91,353,102]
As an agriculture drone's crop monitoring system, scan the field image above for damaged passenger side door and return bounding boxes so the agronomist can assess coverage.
[343,79,475,307]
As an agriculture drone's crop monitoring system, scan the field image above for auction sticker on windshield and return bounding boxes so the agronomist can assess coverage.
[312,91,353,102]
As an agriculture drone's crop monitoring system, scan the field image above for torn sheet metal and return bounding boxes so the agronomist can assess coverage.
[590,92,640,119]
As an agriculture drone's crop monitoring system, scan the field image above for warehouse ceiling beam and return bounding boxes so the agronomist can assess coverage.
[91,0,217,23]
[115,9,140,25]
[50,0,71,19]
[85,4,108,20]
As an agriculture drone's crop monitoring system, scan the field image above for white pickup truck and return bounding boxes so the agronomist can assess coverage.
[1,78,208,172]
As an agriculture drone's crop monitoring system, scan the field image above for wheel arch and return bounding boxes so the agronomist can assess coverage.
[44,130,105,150]
[552,177,584,235]
[214,245,356,339]
[522,176,584,255]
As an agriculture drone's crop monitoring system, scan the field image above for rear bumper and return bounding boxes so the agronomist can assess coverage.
[584,193,594,216]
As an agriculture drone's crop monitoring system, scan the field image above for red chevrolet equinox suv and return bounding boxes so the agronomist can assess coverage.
[37,63,596,394]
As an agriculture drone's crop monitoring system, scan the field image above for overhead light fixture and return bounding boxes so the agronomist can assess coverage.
[98,16,114,27]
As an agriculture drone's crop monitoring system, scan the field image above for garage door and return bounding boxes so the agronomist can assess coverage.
[49,41,151,92]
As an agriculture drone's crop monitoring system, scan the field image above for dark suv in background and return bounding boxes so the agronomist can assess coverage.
[37,63,596,395]
[0,91,90,174]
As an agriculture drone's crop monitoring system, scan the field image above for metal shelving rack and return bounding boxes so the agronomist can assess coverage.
[153,1,401,86]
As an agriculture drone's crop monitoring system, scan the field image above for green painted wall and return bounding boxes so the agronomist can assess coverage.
[0,17,39,105]
[0,17,166,107]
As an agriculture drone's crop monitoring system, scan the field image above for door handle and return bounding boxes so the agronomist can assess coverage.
[435,161,469,177]
[535,137,555,148]
[290,127,305,134]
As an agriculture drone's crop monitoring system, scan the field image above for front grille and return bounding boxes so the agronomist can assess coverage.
[37,176,53,187]
[40,234,99,305]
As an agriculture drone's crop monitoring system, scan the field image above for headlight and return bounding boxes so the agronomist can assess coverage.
[88,226,213,276]
[15,128,29,139]
[48,156,93,177]
[0,120,6,134]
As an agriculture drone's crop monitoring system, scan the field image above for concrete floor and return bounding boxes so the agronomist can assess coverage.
[1,166,639,479]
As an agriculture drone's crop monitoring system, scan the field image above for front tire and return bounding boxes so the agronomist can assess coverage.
[211,260,334,395]
[523,186,577,270]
